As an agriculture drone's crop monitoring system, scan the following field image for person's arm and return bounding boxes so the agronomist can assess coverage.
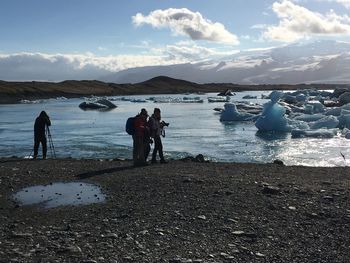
[46,117,51,127]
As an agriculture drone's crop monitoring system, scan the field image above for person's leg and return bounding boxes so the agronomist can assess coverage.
[144,142,150,161]
[132,135,137,165]
[42,137,47,159]
[33,138,39,159]
[151,136,159,163]
[157,136,166,162]
[135,136,145,165]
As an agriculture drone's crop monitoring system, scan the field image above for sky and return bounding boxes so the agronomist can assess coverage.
[1,0,350,81]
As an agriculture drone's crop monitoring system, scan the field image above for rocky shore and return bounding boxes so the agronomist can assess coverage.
[0,157,350,262]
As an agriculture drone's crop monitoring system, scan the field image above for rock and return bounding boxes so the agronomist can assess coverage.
[288,206,297,211]
[273,159,284,165]
[255,252,266,257]
[169,258,192,263]
[105,233,118,239]
[232,230,245,236]
[80,260,98,263]
[220,252,235,259]
[11,232,33,238]
[195,154,205,163]
[197,215,206,220]
[262,186,281,195]
[322,196,334,201]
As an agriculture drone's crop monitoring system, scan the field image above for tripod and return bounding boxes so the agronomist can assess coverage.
[46,126,56,158]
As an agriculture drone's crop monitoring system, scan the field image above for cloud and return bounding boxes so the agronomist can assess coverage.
[132,8,239,45]
[0,52,180,81]
[264,0,350,42]
[332,0,350,9]
[163,44,239,61]
[0,43,236,81]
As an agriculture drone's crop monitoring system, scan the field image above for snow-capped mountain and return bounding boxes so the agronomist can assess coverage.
[101,40,350,84]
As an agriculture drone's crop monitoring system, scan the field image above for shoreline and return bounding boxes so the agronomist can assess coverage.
[0,77,345,104]
[1,157,349,262]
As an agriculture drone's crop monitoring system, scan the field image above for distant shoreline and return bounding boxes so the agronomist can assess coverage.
[0,76,345,104]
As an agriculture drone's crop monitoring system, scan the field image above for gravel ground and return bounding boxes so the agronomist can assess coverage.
[0,157,350,263]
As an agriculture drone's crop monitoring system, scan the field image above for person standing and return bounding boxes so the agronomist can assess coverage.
[133,108,149,166]
[149,108,167,164]
[33,111,51,159]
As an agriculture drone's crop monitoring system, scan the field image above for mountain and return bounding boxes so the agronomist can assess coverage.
[101,40,350,84]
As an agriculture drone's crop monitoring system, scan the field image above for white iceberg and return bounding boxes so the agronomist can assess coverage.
[291,129,338,138]
[220,103,257,122]
[293,113,325,122]
[309,116,339,129]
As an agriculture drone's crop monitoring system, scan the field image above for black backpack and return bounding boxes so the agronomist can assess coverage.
[125,117,136,135]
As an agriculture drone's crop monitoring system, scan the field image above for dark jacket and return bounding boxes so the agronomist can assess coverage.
[34,111,51,138]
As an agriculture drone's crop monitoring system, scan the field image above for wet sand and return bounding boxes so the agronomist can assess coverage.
[0,157,350,262]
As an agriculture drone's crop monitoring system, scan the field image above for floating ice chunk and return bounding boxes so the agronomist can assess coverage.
[220,103,257,121]
[304,101,325,114]
[325,107,342,116]
[343,128,350,139]
[288,119,310,130]
[341,103,350,110]
[339,92,350,105]
[242,95,257,99]
[291,129,338,138]
[296,93,307,102]
[309,116,339,129]
[208,96,230,102]
[255,93,291,132]
[283,94,297,104]
[338,113,350,129]
[293,113,325,122]
[269,91,284,103]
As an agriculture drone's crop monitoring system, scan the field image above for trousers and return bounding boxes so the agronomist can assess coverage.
[34,137,47,159]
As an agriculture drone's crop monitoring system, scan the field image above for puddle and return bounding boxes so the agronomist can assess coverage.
[13,182,106,208]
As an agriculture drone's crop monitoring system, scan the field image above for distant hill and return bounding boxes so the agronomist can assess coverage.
[101,40,350,85]
[0,76,345,104]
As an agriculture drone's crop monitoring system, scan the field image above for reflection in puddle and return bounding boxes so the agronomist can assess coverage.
[13,182,106,208]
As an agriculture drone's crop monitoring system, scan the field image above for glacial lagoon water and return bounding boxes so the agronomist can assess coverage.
[0,91,349,167]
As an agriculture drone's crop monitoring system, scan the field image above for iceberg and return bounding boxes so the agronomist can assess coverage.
[343,128,350,139]
[338,113,350,129]
[291,129,338,138]
[304,101,325,114]
[207,96,230,102]
[293,113,325,122]
[255,91,292,132]
[309,116,339,129]
[79,98,117,110]
[220,103,257,122]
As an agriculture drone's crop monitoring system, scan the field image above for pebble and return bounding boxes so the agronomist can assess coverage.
[262,186,281,195]
[322,196,334,201]
[288,206,297,211]
[232,230,245,236]
[105,233,118,239]
[255,252,266,257]
[197,215,206,220]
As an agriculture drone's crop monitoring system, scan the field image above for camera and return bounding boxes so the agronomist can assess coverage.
[161,121,169,127]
